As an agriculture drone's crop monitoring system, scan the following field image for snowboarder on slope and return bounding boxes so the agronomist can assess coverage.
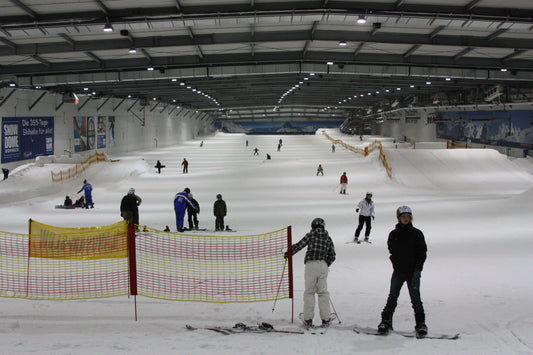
[213,194,227,231]
[155,160,165,174]
[174,188,196,232]
[377,206,428,337]
[120,188,142,225]
[285,218,336,328]
[339,172,348,194]
[77,179,94,208]
[354,192,375,243]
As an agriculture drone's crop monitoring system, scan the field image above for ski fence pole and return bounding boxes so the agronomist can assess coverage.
[329,296,341,324]
[271,258,288,312]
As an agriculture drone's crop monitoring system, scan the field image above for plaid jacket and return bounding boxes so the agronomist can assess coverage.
[291,228,336,266]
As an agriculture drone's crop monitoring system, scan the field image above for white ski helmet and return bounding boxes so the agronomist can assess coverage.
[311,218,325,230]
[128,188,135,195]
[396,205,412,218]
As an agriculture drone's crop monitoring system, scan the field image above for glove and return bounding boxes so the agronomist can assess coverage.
[356,209,359,213]
[372,216,375,220]
[283,252,288,259]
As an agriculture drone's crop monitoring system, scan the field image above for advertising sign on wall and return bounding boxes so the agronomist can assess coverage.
[2,117,54,163]
[73,116,87,152]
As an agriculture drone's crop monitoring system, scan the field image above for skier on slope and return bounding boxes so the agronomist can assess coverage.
[77,179,94,208]
[181,158,189,174]
[174,188,196,232]
[377,206,428,337]
[285,218,336,328]
[339,172,348,194]
[120,188,142,225]
[213,194,227,231]
[353,192,375,243]
[187,194,200,230]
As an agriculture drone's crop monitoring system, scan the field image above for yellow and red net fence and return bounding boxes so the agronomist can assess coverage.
[0,221,293,306]
[323,132,392,178]
[51,151,106,183]
[447,140,486,149]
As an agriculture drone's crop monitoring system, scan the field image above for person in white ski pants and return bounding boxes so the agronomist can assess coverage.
[286,218,336,327]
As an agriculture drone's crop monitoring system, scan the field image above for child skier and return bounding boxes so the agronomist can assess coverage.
[354,192,375,243]
[286,218,336,328]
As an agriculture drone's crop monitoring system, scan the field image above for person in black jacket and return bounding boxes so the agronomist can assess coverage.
[378,205,428,337]
[187,194,200,230]
[120,188,142,225]
[213,194,227,231]
[286,218,336,328]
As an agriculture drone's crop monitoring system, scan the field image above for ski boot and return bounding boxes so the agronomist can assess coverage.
[303,319,313,329]
[377,320,392,334]
[415,323,428,338]
[321,319,330,328]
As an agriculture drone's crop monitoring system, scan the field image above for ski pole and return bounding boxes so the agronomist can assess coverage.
[329,296,341,324]
[272,258,288,312]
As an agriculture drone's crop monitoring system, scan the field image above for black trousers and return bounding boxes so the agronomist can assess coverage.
[215,215,225,230]
[188,212,199,229]
[382,271,424,318]
[355,215,372,238]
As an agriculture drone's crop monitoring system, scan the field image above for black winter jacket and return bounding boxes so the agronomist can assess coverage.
[387,222,427,277]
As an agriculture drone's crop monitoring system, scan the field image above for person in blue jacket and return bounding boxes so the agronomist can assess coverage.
[77,179,94,208]
[174,187,196,232]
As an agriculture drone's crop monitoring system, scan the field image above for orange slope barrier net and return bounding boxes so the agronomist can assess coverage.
[323,132,392,178]
[51,151,106,183]
[0,221,292,304]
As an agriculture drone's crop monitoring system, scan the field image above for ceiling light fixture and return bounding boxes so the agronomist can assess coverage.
[128,48,137,53]
[357,15,367,24]
[339,41,347,46]
[103,19,113,32]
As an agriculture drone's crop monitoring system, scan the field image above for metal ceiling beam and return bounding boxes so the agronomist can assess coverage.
[502,49,527,62]
[31,55,51,67]
[8,0,39,19]
[2,29,532,60]
[59,33,76,46]
[93,0,110,16]
[465,0,483,11]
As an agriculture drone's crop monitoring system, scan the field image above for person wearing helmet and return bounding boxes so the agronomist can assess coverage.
[339,172,348,194]
[64,195,73,207]
[213,194,227,231]
[285,218,336,328]
[174,188,196,232]
[353,192,375,243]
[377,205,428,337]
[120,188,142,225]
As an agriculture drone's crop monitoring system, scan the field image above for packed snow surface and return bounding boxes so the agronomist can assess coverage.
[1,129,533,354]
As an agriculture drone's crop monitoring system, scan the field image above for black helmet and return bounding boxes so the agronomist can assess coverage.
[216,194,222,199]
[184,188,191,193]
[311,218,325,230]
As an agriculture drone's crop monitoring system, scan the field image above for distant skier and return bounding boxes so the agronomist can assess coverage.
[277,143,281,151]
[246,140,249,147]
[174,188,196,232]
[266,153,271,160]
[181,158,189,174]
[200,141,204,147]
[155,160,165,174]
[2,168,9,180]
[77,179,94,208]
[377,206,428,338]
[253,148,259,156]
[353,192,375,243]
[279,138,283,146]
[187,194,200,230]
[339,172,348,194]
[285,218,336,328]
[120,188,142,225]
[213,194,227,231]
[331,144,335,152]
[317,164,324,176]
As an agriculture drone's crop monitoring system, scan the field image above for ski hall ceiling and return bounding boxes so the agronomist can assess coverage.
[1,0,533,122]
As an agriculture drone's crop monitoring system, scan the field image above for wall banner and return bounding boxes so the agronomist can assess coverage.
[2,117,54,163]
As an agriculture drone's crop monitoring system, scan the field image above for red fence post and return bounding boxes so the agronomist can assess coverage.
[287,225,294,322]
[127,223,138,320]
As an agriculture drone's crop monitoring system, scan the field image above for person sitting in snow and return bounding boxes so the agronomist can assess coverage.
[377,206,428,337]
[74,196,85,208]
[64,196,73,207]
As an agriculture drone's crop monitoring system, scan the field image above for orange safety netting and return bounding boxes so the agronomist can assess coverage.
[135,226,291,303]
[51,151,106,183]
[447,140,486,149]
[323,132,392,178]
[0,222,291,304]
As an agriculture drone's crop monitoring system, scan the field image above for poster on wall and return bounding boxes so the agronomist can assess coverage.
[87,116,96,150]
[2,117,54,163]
[73,116,87,152]
[97,116,107,149]
[108,116,116,147]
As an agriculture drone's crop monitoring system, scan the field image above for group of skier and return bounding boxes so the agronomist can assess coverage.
[288,206,428,337]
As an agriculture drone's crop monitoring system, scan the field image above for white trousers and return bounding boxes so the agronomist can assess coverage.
[340,183,347,194]
[303,260,331,321]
